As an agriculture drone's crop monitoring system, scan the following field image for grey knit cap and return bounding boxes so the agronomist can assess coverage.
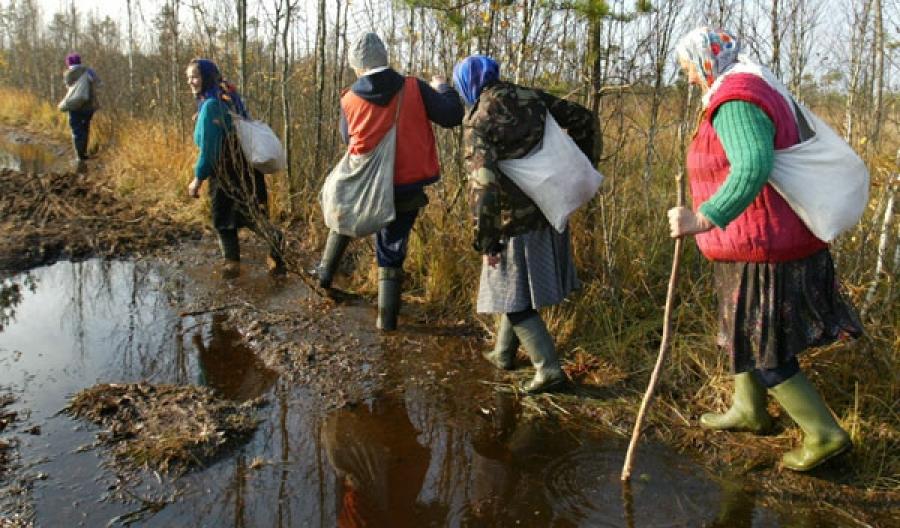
[349,32,388,71]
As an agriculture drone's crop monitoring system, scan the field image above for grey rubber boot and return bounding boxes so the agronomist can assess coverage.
[511,314,566,394]
[700,372,773,434]
[483,315,518,370]
[376,267,402,331]
[768,372,852,471]
[316,231,351,288]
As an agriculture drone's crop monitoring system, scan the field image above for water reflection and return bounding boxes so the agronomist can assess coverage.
[322,396,430,527]
[0,137,66,173]
[0,273,36,332]
[193,313,278,401]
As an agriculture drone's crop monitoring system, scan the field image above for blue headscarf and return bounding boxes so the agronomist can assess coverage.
[452,55,500,106]
[191,58,249,118]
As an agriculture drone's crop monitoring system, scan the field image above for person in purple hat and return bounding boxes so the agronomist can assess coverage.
[62,52,99,170]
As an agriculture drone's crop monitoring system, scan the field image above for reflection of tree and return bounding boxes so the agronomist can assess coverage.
[0,274,36,332]
[321,397,430,528]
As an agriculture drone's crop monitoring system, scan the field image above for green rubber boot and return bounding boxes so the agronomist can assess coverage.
[316,231,351,288]
[376,267,402,331]
[769,372,852,472]
[483,315,519,371]
[700,372,773,434]
[512,314,566,394]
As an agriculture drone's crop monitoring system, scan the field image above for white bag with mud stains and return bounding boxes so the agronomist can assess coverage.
[498,112,604,233]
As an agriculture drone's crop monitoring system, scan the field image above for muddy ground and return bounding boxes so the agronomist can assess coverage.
[0,128,897,527]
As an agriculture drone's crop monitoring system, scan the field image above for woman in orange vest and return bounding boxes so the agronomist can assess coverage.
[314,32,463,330]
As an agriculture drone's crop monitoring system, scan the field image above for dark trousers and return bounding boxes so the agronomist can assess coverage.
[68,109,94,159]
[375,208,419,268]
[755,357,800,388]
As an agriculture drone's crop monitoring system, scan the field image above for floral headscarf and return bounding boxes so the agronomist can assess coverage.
[452,55,500,106]
[675,27,741,89]
[189,58,249,118]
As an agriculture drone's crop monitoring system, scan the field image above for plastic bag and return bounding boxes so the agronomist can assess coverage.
[769,100,869,242]
[320,126,397,237]
[232,116,287,174]
[497,112,604,232]
[58,73,91,112]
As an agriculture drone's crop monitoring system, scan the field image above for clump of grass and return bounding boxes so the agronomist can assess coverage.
[66,383,265,474]
[0,88,69,138]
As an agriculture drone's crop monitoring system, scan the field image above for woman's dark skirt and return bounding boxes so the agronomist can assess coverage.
[713,249,863,374]
[208,132,269,233]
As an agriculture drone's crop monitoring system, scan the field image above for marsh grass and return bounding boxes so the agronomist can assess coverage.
[2,85,897,494]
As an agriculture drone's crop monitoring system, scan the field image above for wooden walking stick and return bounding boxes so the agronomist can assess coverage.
[620,170,685,482]
[621,86,694,482]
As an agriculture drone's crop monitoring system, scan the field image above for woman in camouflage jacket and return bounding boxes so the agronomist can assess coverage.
[453,55,596,394]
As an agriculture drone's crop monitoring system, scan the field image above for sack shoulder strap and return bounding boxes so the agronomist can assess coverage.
[789,98,815,142]
[392,82,406,125]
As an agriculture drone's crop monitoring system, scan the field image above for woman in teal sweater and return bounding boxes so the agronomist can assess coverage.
[186,59,284,276]
[668,28,861,472]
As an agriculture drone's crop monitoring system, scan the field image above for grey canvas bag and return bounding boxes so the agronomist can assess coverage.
[58,73,91,112]
[320,87,404,237]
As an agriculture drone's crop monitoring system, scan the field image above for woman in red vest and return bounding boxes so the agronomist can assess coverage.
[668,28,862,472]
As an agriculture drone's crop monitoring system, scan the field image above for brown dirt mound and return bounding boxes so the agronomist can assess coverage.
[66,383,265,474]
[0,169,197,272]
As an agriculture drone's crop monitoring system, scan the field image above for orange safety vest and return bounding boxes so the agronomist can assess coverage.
[341,77,441,189]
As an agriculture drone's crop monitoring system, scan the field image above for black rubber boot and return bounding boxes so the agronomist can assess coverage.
[483,315,518,370]
[217,229,240,261]
[512,313,567,394]
[316,231,351,288]
[376,267,402,331]
[216,229,241,278]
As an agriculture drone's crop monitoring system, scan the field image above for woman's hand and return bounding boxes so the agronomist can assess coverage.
[188,177,203,199]
[668,206,714,238]
[484,253,500,269]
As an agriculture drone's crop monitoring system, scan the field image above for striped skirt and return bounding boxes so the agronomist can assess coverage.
[476,225,579,314]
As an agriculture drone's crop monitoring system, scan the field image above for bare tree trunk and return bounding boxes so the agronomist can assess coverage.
[862,158,898,318]
[770,0,782,78]
[267,0,283,124]
[238,0,247,95]
[844,0,873,143]
[313,0,326,180]
[126,0,136,116]
[281,0,295,212]
[169,0,183,140]
[513,0,534,84]
[869,0,884,148]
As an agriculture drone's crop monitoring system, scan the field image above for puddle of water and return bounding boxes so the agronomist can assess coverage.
[0,136,70,174]
[0,259,869,527]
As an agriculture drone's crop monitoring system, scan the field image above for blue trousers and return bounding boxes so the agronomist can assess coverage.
[375,208,419,268]
[68,109,94,159]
